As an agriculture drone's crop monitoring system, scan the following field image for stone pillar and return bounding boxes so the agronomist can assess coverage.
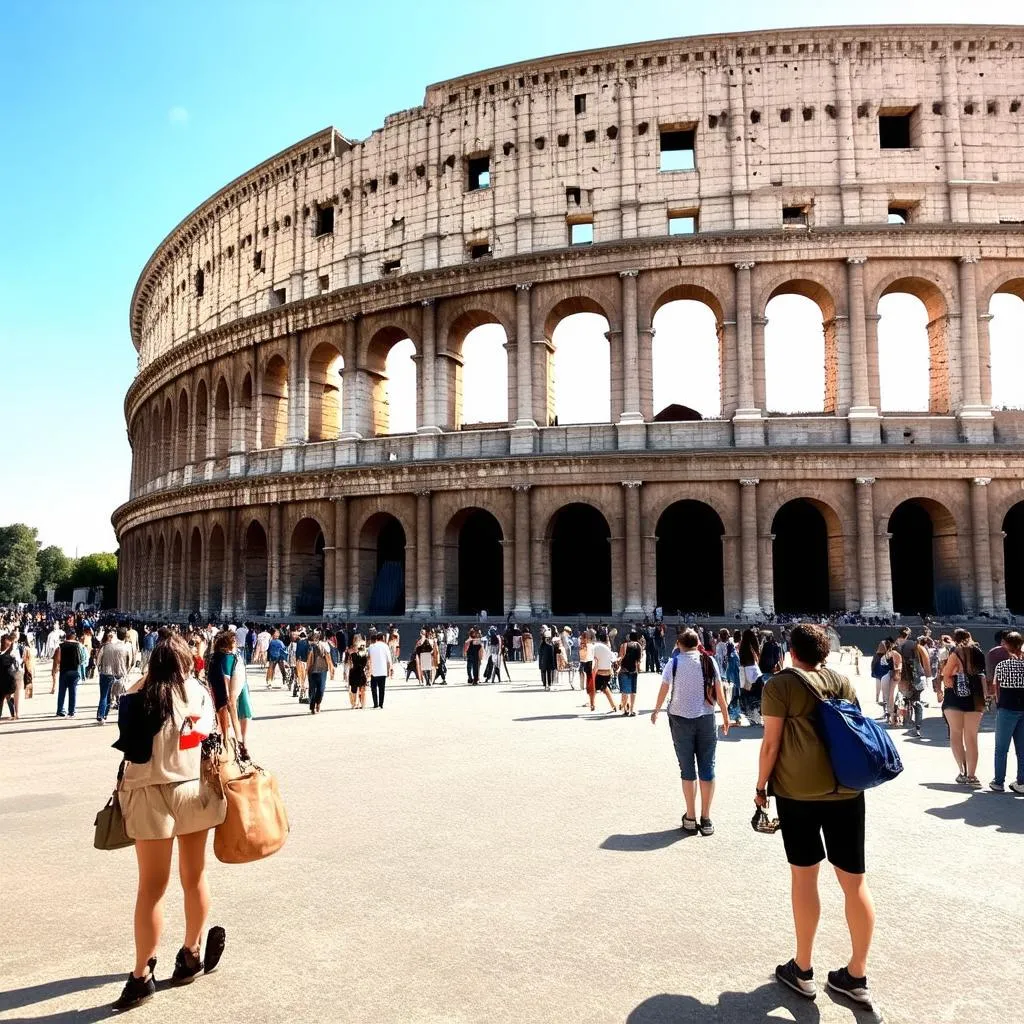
[846,256,880,442]
[286,334,306,444]
[978,312,993,407]
[835,59,861,223]
[641,530,657,615]
[514,284,536,429]
[622,481,643,616]
[638,327,654,422]
[992,529,1008,614]
[327,497,347,617]
[415,491,432,616]
[223,509,238,618]
[971,478,995,613]
[739,479,761,615]
[513,485,532,619]
[727,64,750,228]
[266,505,283,617]
[619,271,642,422]
[719,319,738,417]
[855,478,879,614]
[958,256,994,441]
[529,486,545,615]
[617,81,638,237]
[758,531,775,616]
[347,513,360,618]
[751,315,767,413]
[875,530,894,616]
[733,262,763,445]
[940,55,969,222]
[418,300,439,433]
[197,522,210,616]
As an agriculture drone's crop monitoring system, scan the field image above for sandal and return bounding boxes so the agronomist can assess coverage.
[965,775,982,788]
[681,815,698,832]
[698,817,715,836]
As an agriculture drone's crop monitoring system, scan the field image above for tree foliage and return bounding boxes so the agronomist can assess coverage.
[0,524,41,602]
[35,544,74,598]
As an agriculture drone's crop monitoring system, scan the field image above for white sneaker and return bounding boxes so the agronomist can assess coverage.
[737,715,750,727]
[748,710,764,726]
[1010,782,1024,795]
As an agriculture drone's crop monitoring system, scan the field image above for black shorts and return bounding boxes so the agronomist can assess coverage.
[580,661,593,675]
[349,679,366,692]
[775,793,866,875]
[942,685,981,713]
[594,674,612,691]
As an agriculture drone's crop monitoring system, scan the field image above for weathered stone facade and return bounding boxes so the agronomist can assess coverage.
[115,25,1024,619]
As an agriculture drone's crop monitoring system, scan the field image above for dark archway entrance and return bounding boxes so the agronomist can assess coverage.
[550,503,611,615]
[447,509,503,615]
[243,521,268,615]
[361,513,406,616]
[772,500,829,613]
[291,518,325,616]
[889,499,961,615]
[655,501,724,615]
[1004,502,1024,614]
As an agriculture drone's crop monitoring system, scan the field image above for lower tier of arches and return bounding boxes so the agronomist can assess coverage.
[116,468,1024,620]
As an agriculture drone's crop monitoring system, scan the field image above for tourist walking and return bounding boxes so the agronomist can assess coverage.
[990,631,1024,793]
[97,627,133,724]
[591,629,620,713]
[651,628,730,834]
[941,629,989,787]
[579,629,594,708]
[537,628,557,690]
[305,630,334,713]
[367,631,392,708]
[344,635,368,708]
[265,629,288,688]
[618,630,643,716]
[738,628,762,726]
[206,629,248,743]
[52,628,82,717]
[464,627,483,685]
[756,623,876,1008]
[111,632,228,1011]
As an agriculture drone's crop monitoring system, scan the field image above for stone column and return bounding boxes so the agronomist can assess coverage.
[197,522,210,616]
[622,481,643,616]
[733,263,763,445]
[758,531,775,616]
[739,479,761,616]
[971,478,995,614]
[958,256,993,441]
[223,508,238,618]
[327,497,347,617]
[855,478,879,614]
[347,514,360,618]
[266,505,283,617]
[286,334,306,444]
[875,530,894,616]
[978,312,993,407]
[835,58,861,223]
[638,327,654,422]
[418,300,439,433]
[719,319,738,417]
[641,530,657,615]
[415,491,432,616]
[751,315,767,413]
[513,485,532,619]
[619,271,642,422]
[991,529,1008,614]
[847,256,880,443]
[616,81,638,237]
[529,486,545,615]
[514,284,536,429]
[940,55,969,222]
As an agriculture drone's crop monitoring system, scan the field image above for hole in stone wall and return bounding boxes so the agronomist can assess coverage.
[780,107,792,122]
[750,109,761,123]
[388,172,399,185]
[637,121,649,135]
[584,129,596,143]
[382,259,401,275]
[574,93,587,115]
[535,136,545,149]
[557,133,569,147]
[315,205,334,236]
[857,102,869,118]
[802,106,814,121]
[467,155,491,190]
[825,104,836,118]
[502,142,513,156]
[606,125,618,139]
[415,163,426,177]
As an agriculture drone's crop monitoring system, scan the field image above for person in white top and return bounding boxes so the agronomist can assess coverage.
[253,629,271,666]
[367,631,393,709]
[590,629,619,713]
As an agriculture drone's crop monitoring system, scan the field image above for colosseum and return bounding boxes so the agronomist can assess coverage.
[114,24,1024,623]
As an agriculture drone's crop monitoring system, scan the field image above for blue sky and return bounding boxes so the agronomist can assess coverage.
[1,0,1021,553]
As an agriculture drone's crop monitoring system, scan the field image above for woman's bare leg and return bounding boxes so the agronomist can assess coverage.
[132,838,174,977]
[963,711,983,777]
[177,829,212,952]
[944,709,966,774]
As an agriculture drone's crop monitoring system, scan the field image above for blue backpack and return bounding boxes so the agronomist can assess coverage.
[790,668,903,791]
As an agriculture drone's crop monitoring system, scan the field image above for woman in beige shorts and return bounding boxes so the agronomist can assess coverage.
[112,631,229,1011]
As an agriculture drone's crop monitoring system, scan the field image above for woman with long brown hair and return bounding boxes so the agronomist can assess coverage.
[112,632,228,1010]
[941,628,989,787]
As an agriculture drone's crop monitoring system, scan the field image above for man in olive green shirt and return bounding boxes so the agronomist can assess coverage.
[755,623,876,1009]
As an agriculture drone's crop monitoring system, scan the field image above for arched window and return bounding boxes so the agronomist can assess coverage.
[445,508,504,614]
[461,325,509,425]
[989,291,1024,409]
[242,521,268,614]
[195,380,209,460]
[212,378,230,458]
[651,299,721,418]
[260,356,288,448]
[551,313,610,425]
[888,499,961,614]
[764,294,827,413]
[877,294,929,411]
[307,343,345,441]
[359,513,406,615]
[655,501,724,614]
[290,518,325,615]
[549,503,611,614]
[208,525,226,612]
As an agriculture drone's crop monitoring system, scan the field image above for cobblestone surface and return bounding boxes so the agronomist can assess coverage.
[2,656,1021,1023]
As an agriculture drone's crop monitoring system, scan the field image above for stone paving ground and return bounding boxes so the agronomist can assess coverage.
[2,655,1022,1024]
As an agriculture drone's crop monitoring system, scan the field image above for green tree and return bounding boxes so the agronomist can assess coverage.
[0,524,41,603]
[67,552,119,606]
[35,544,74,598]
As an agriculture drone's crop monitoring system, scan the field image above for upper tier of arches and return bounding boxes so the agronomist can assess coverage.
[130,24,1024,366]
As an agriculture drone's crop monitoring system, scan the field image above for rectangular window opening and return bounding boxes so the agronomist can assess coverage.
[566,186,581,206]
[668,211,698,235]
[270,287,286,307]
[467,155,491,191]
[887,206,911,225]
[782,205,808,227]
[382,258,402,275]
[315,205,334,236]
[878,109,916,149]
[318,274,330,292]
[574,93,587,115]
[194,269,204,297]
[253,250,263,271]
[569,220,594,246]
[659,126,696,172]
[469,241,492,260]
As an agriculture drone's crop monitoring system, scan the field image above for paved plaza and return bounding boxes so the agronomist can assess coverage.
[2,655,1022,1024]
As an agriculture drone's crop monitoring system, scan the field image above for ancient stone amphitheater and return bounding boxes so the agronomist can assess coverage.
[115,24,1024,622]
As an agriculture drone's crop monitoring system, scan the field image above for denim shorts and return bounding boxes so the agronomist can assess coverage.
[668,713,717,782]
[618,672,637,694]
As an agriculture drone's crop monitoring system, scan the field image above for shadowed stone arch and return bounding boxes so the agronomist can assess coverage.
[289,516,326,615]
[362,324,420,435]
[260,354,288,448]
[194,378,210,462]
[212,376,231,458]
[306,341,345,442]
[545,501,612,616]
[655,500,725,615]
[887,497,961,615]
[208,522,226,613]
[240,517,269,615]
[175,388,190,469]
[358,511,407,616]
[770,497,846,613]
[443,506,504,615]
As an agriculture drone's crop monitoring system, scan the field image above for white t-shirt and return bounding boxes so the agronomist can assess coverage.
[368,640,392,677]
[662,649,719,718]
[592,642,614,672]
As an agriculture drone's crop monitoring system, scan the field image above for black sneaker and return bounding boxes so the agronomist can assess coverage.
[171,945,202,985]
[827,966,871,1006]
[775,958,816,999]
[112,959,157,1011]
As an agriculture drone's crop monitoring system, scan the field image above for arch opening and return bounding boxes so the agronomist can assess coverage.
[989,292,1024,409]
[877,281,948,413]
[655,500,725,615]
[888,499,961,615]
[212,378,230,458]
[460,324,509,426]
[176,390,190,468]
[240,374,256,451]
[651,299,721,419]
[772,499,842,613]
[242,521,268,615]
[365,327,417,436]
[551,312,611,426]
[208,524,226,614]
[260,356,288,448]
[360,513,406,615]
[1003,502,1024,615]
[764,292,828,413]
[290,517,325,616]
[194,380,209,461]
[161,399,173,476]
[186,527,202,612]
[549,503,611,615]
[169,532,183,612]
[446,508,504,615]
[307,342,345,442]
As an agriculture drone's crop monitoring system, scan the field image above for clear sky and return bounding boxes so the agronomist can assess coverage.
[2,0,1022,553]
